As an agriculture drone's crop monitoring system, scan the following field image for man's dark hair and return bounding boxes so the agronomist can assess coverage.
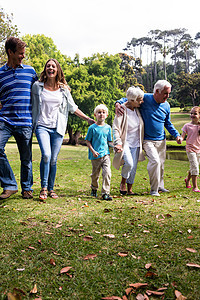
[5,36,26,56]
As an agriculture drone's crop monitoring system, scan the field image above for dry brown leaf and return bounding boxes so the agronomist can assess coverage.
[187,235,193,239]
[125,287,132,295]
[83,254,97,260]
[186,263,200,268]
[103,234,115,239]
[50,258,56,266]
[145,271,158,278]
[60,266,72,274]
[28,246,36,250]
[175,290,187,300]
[186,248,197,253]
[55,224,62,228]
[136,294,146,300]
[101,297,122,300]
[83,236,93,241]
[45,231,53,235]
[145,263,152,269]
[146,290,165,296]
[30,284,37,294]
[122,296,129,300]
[129,283,148,289]
[118,252,128,257]
[7,293,20,300]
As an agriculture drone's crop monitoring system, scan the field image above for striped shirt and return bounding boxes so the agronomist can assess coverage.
[0,63,37,126]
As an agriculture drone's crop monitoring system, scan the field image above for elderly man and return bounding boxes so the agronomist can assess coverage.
[0,37,37,199]
[116,80,181,196]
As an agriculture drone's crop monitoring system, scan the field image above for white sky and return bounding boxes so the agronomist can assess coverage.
[0,0,199,60]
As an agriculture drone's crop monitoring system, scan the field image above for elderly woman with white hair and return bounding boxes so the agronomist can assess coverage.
[112,86,145,195]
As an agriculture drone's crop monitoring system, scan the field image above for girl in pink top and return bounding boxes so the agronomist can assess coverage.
[181,106,200,192]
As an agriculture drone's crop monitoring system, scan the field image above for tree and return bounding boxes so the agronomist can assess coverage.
[175,72,200,106]
[0,7,19,65]
[22,34,74,75]
[65,53,125,144]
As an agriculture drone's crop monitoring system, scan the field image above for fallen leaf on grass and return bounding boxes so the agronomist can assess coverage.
[186,248,197,253]
[7,292,20,300]
[145,271,158,278]
[129,283,148,289]
[28,246,36,250]
[118,252,128,257]
[175,290,187,300]
[187,235,193,239]
[83,236,93,241]
[30,284,37,294]
[103,234,115,239]
[146,290,165,296]
[125,287,132,295]
[104,208,112,213]
[101,297,122,299]
[60,266,72,274]
[145,263,152,269]
[50,258,56,266]
[45,231,54,235]
[83,254,97,260]
[136,294,146,300]
[55,224,62,228]
[186,263,200,268]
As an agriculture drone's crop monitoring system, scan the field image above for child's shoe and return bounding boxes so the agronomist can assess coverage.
[102,193,112,201]
[91,189,97,197]
[192,188,200,192]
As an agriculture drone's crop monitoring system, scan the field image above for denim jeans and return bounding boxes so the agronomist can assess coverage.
[121,145,140,184]
[0,122,33,192]
[35,125,63,191]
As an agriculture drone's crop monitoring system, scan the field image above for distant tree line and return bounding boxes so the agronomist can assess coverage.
[123,29,200,106]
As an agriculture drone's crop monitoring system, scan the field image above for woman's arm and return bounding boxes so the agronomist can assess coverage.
[74,108,95,125]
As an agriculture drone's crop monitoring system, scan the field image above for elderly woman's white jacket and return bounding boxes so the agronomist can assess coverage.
[112,103,145,170]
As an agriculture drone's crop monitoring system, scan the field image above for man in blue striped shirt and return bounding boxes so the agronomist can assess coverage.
[0,37,37,199]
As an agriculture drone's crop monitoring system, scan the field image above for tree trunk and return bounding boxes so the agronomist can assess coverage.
[67,126,81,145]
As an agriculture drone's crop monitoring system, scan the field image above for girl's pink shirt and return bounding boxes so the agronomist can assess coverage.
[182,122,200,153]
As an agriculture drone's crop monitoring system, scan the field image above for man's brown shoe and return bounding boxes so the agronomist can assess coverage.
[22,190,33,199]
[0,189,18,199]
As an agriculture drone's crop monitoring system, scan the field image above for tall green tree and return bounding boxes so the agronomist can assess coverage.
[0,7,19,64]
[22,34,74,75]
[65,53,125,144]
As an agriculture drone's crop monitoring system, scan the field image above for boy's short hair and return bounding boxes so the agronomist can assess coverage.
[94,104,108,115]
[5,37,26,56]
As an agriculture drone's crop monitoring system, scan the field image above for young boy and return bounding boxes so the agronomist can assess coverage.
[85,104,112,200]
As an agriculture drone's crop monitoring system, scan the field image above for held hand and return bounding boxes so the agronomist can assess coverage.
[88,118,96,125]
[114,145,123,153]
[93,151,99,158]
[176,136,182,144]
[115,102,125,116]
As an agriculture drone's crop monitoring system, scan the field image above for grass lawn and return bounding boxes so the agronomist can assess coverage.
[0,143,199,300]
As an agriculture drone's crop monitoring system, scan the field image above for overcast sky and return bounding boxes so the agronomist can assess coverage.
[0,0,199,60]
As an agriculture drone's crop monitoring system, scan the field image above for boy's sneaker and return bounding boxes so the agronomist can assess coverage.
[102,193,112,201]
[91,189,97,197]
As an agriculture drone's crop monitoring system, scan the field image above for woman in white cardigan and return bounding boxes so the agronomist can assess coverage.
[113,87,145,195]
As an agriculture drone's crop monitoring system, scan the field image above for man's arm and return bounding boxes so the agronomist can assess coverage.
[115,97,127,116]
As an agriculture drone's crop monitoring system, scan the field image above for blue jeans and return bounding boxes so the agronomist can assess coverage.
[121,145,140,184]
[35,125,63,191]
[0,122,33,192]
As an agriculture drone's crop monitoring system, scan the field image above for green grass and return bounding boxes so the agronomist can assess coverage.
[0,143,199,300]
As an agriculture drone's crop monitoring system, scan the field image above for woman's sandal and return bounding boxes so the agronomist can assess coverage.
[48,190,58,199]
[39,189,47,200]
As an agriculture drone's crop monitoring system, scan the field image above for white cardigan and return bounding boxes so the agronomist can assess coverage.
[112,103,145,170]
